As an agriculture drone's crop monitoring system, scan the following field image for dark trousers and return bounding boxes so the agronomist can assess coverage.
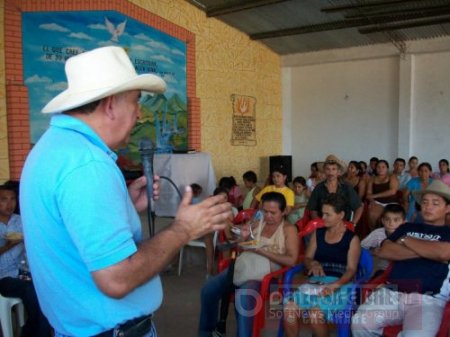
[0,277,52,337]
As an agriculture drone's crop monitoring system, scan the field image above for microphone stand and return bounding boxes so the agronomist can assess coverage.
[146,175,182,239]
[139,139,183,238]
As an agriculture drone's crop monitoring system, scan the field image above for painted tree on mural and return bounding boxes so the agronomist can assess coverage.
[117,93,188,170]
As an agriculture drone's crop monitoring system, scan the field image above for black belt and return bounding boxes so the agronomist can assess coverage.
[94,315,153,337]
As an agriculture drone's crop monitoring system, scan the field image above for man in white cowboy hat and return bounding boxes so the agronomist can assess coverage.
[20,46,232,337]
[306,154,363,224]
[352,180,450,337]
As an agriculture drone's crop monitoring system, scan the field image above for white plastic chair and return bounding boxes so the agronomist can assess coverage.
[0,294,25,337]
[178,231,218,276]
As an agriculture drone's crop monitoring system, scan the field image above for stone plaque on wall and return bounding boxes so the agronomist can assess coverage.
[231,94,256,146]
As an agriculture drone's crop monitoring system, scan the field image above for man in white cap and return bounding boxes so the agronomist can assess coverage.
[352,180,450,337]
[20,46,232,337]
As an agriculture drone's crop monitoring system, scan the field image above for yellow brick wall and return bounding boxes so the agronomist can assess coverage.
[130,0,282,183]
[0,1,9,183]
[0,0,282,184]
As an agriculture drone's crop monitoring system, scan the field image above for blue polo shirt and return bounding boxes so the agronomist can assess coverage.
[20,114,162,336]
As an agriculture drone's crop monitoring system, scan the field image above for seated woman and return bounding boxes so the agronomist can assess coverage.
[199,192,299,337]
[284,193,361,337]
[241,170,261,210]
[344,160,366,201]
[358,160,371,184]
[306,162,324,198]
[250,166,295,213]
[365,160,399,230]
[434,159,450,181]
[287,176,309,225]
[403,162,433,222]
[405,155,419,179]
[219,176,244,210]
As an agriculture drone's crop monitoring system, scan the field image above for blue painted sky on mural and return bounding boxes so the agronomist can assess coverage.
[22,10,187,144]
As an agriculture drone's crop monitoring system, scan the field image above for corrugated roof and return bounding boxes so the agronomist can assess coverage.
[187,0,450,55]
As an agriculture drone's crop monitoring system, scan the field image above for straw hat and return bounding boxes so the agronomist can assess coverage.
[324,154,347,173]
[42,46,166,113]
[412,180,450,204]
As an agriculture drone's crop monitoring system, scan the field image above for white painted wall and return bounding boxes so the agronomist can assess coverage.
[412,51,450,167]
[282,37,450,178]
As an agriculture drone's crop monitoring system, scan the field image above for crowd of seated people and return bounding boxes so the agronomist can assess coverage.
[208,155,449,337]
[217,156,449,233]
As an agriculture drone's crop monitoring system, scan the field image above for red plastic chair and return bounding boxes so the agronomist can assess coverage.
[295,208,311,232]
[233,208,257,225]
[217,209,258,272]
[362,263,450,337]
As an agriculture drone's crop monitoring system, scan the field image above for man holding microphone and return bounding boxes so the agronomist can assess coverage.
[20,46,232,337]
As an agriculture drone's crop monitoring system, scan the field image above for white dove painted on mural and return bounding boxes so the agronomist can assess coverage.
[105,17,127,42]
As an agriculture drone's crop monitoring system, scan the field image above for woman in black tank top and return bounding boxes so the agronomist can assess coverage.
[284,194,361,337]
[366,160,400,231]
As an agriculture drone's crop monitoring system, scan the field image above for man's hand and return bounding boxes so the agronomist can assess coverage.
[93,184,231,298]
[128,175,160,212]
[172,185,233,242]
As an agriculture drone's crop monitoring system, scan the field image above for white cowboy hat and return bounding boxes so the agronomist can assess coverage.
[412,179,450,204]
[42,46,166,113]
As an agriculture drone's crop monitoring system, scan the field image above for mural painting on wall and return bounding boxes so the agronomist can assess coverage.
[231,94,256,146]
[22,10,187,171]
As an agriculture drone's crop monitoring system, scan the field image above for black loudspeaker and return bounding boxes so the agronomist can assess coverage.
[269,155,292,183]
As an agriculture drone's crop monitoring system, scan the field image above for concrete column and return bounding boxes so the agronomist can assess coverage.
[282,67,292,155]
[397,54,414,158]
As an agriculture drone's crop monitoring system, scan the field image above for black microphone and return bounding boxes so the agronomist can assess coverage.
[139,138,155,237]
